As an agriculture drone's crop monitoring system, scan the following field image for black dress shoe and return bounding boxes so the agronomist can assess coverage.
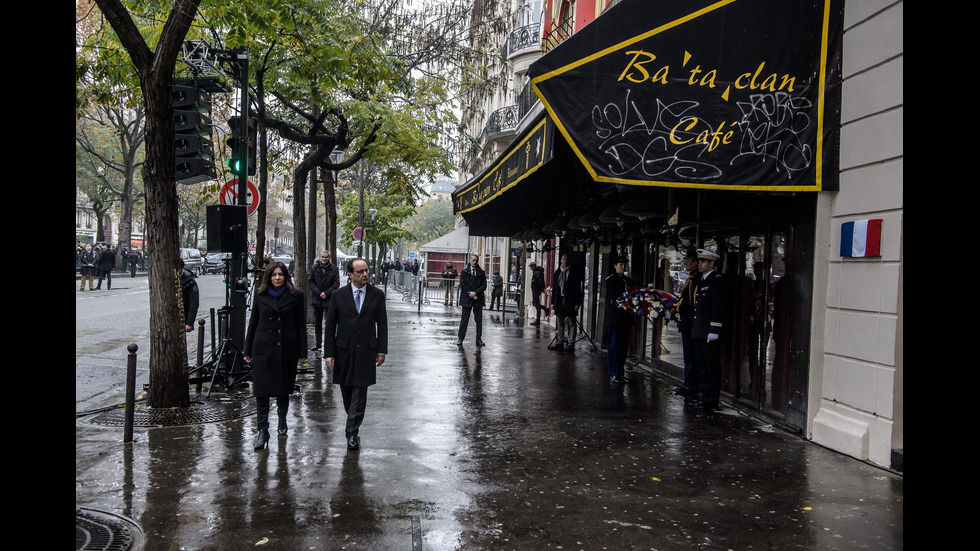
[456,339,463,347]
[253,430,270,451]
[347,435,360,450]
[529,321,540,326]
[476,340,485,346]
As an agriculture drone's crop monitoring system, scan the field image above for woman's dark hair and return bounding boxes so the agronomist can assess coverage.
[257,261,296,294]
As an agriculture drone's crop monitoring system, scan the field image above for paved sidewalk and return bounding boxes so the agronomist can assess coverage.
[76,297,903,551]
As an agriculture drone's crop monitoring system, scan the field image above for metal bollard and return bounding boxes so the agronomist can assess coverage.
[124,344,138,443]
[210,308,216,351]
[196,319,206,393]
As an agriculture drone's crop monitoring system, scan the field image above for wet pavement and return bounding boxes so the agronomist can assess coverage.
[76,297,903,550]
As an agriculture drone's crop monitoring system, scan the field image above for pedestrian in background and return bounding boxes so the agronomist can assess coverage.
[243,261,308,451]
[95,244,116,290]
[442,262,458,305]
[324,258,388,451]
[552,254,582,351]
[308,250,340,352]
[529,262,546,325]
[179,259,199,333]
[129,250,140,277]
[490,271,503,311]
[457,255,486,346]
[79,243,97,291]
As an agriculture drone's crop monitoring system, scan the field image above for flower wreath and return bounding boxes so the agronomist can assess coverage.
[615,288,679,323]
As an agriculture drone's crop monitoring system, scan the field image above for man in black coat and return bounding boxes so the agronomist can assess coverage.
[79,244,97,291]
[324,258,388,450]
[691,248,725,413]
[129,250,141,277]
[456,254,487,347]
[179,260,200,332]
[552,253,583,351]
[529,262,547,325]
[95,244,116,290]
[308,250,340,352]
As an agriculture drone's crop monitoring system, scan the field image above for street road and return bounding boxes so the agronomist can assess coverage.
[75,273,232,412]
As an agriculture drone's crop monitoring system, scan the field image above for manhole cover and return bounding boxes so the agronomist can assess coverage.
[84,397,257,428]
[76,507,142,551]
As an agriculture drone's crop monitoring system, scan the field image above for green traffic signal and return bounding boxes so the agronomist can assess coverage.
[227,157,244,175]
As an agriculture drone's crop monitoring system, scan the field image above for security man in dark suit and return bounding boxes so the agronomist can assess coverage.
[457,254,487,346]
[324,258,389,450]
[691,248,725,414]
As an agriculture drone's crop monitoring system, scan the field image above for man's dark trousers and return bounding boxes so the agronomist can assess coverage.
[313,305,327,348]
[458,305,483,341]
[693,338,722,409]
[341,385,368,438]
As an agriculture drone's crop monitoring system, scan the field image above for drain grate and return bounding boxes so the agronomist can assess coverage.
[84,397,257,428]
[76,508,140,551]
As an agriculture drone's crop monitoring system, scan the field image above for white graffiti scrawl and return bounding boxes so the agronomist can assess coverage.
[591,88,815,184]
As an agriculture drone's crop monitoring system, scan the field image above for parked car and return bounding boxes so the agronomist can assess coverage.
[203,252,232,274]
[180,248,204,275]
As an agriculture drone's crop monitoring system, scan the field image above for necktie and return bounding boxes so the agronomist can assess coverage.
[354,288,361,313]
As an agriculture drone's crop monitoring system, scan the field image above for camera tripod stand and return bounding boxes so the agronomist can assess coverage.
[547,315,598,351]
[187,306,252,398]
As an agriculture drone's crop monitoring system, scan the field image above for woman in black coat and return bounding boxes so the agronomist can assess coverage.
[243,261,308,450]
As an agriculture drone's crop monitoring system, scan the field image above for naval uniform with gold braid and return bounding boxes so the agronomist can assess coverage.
[691,270,725,410]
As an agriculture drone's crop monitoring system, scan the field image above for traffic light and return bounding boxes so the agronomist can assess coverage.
[226,116,257,176]
[173,84,217,185]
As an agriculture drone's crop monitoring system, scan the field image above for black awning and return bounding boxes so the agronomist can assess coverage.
[528,0,844,192]
[453,115,596,237]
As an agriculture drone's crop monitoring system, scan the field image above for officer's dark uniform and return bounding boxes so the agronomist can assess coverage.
[692,263,725,411]
[604,267,634,381]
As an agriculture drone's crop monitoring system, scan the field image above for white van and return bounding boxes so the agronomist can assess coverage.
[180,248,204,275]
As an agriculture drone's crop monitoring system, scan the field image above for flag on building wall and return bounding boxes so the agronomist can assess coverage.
[840,219,882,257]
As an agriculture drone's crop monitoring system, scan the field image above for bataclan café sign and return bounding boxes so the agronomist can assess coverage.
[528,0,844,193]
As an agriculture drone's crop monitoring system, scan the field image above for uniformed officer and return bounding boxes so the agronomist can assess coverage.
[691,248,725,413]
[604,256,634,383]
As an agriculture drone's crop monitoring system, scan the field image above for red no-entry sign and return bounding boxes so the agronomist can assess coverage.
[219,179,260,215]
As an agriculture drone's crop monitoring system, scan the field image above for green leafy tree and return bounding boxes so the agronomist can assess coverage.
[401,198,456,246]
[86,0,204,408]
[75,103,145,266]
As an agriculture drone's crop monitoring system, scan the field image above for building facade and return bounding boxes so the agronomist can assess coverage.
[455,0,902,470]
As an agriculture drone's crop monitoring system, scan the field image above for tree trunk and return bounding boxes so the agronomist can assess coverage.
[142,63,189,409]
[93,0,200,409]
[116,174,134,271]
[324,168,337,267]
[254,71,268,263]
[291,164,308,292]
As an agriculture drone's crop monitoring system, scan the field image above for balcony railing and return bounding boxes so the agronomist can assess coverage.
[504,23,541,58]
[541,16,573,52]
[483,105,519,137]
[518,81,538,122]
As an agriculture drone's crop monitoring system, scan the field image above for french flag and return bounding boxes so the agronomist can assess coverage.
[840,219,882,257]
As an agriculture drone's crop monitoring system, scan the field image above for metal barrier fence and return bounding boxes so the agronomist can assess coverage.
[384,272,515,314]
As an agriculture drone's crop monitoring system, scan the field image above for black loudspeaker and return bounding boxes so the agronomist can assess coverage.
[207,205,247,252]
